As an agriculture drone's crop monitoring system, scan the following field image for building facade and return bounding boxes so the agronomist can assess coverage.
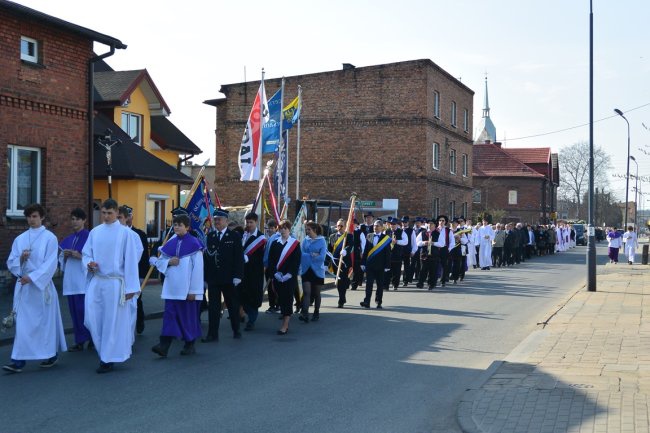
[0,0,125,272]
[205,59,475,218]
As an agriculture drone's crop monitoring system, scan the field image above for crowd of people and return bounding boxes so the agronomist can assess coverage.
[4,200,613,375]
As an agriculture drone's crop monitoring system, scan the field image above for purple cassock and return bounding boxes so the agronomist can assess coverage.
[59,230,91,345]
[159,234,204,342]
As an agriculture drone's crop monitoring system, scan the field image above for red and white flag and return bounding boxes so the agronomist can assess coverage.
[239,81,269,181]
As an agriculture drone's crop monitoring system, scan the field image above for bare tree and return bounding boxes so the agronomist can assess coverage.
[558,141,611,219]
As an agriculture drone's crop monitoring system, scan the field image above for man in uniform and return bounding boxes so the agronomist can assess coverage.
[203,208,244,341]
[119,205,150,334]
[360,219,391,309]
[329,219,353,308]
[401,216,417,286]
[387,217,408,290]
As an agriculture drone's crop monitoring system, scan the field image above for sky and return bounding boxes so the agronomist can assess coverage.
[15,0,650,208]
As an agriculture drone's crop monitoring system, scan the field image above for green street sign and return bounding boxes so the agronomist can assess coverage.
[357,201,376,207]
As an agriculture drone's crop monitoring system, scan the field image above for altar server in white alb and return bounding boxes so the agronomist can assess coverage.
[82,199,143,374]
[622,226,638,265]
[58,207,92,352]
[150,209,204,358]
[3,203,67,373]
[477,217,495,270]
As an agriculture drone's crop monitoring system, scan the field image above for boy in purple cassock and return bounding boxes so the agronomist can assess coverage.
[58,208,91,352]
[606,227,622,264]
[150,209,205,357]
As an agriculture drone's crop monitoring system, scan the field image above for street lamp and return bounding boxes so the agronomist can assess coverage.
[614,108,630,230]
[630,155,638,230]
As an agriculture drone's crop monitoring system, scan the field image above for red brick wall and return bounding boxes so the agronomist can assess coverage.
[473,176,553,224]
[210,59,474,218]
[0,9,92,267]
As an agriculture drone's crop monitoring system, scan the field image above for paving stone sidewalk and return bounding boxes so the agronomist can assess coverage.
[459,251,650,433]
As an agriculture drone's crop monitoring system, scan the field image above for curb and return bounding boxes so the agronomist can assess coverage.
[457,360,504,433]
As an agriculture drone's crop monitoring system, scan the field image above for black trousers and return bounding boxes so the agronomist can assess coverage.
[389,260,402,288]
[364,267,385,305]
[401,254,412,284]
[449,254,465,281]
[336,271,350,306]
[411,254,421,281]
[206,283,240,338]
[419,256,441,288]
[351,259,364,289]
[492,247,504,267]
[267,280,278,309]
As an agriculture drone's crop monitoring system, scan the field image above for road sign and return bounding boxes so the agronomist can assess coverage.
[357,201,376,207]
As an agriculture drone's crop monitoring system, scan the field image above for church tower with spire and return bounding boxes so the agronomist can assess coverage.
[474,76,497,143]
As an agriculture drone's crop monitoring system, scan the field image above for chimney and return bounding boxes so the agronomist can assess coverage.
[342,63,356,71]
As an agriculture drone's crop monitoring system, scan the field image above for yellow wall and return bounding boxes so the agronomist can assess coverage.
[113,86,151,150]
[93,179,178,232]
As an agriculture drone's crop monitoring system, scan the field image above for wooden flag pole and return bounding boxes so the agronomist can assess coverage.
[139,165,206,291]
[335,193,357,286]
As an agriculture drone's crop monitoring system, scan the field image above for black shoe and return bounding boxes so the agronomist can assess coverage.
[68,343,84,352]
[376,304,383,309]
[360,301,370,308]
[403,282,408,287]
[244,322,255,331]
[2,363,23,373]
[416,283,424,288]
[441,282,446,287]
[151,344,169,358]
[39,356,58,368]
[277,329,289,335]
[96,362,113,374]
[351,284,358,291]
[233,331,242,339]
[180,342,196,356]
[311,313,320,322]
[428,286,435,291]
[136,320,145,335]
[201,335,218,343]
[338,302,344,308]
[298,315,309,323]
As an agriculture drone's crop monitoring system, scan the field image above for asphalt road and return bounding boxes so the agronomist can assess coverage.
[0,245,609,433]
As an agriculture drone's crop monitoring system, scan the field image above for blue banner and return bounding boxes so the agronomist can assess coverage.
[262,89,281,154]
[186,178,215,246]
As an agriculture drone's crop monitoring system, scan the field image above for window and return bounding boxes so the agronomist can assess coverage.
[449,149,457,174]
[146,195,168,240]
[7,145,41,216]
[508,190,518,205]
[20,36,38,63]
[472,189,481,203]
[462,153,468,177]
[449,201,456,218]
[432,197,440,218]
[451,101,457,127]
[463,108,469,132]
[462,202,468,218]
[433,91,440,118]
[121,112,142,145]
[432,142,440,170]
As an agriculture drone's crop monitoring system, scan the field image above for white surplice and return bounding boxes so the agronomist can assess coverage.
[478,225,495,268]
[7,226,67,360]
[153,248,204,301]
[465,226,477,268]
[82,221,142,363]
[59,247,86,296]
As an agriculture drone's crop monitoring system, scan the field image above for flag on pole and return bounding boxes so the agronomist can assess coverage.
[292,203,307,243]
[274,130,288,203]
[186,178,216,246]
[239,81,269,181]
[282,95,301,130]
[262,89,282,154]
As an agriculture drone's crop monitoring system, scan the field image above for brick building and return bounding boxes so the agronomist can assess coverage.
[472,142,559,224]
[204,59,475,218]
[0,0,125,272]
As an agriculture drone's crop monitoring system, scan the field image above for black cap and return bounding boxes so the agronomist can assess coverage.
[171,206,189,216]
[213,208,229,218]
[401,216,410,223]
[364,212,374,218]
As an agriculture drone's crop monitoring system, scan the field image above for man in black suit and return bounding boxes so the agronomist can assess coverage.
[240,212,266,331]
[119,205,150,334]
[203,208,244,341]
[360,219,391,309]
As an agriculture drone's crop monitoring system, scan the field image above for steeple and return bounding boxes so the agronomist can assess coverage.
[475,74,497,144]
[482,76,490,118]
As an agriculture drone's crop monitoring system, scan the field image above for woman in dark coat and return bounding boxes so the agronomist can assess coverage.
[267,220,301,335]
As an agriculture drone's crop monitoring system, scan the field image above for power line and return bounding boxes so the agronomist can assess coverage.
[499,102,650,142]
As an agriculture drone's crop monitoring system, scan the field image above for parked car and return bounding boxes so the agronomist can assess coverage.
[573,224,586,246]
